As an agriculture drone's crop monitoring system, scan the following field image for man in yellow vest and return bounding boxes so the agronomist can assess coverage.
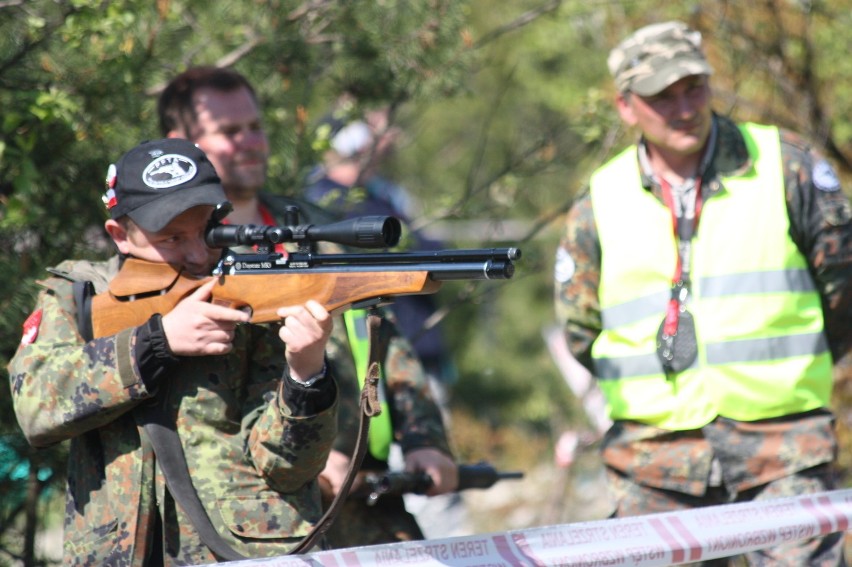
[158,66,460,548]
[554,21,851,566]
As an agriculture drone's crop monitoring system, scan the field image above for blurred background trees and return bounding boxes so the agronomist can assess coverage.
[2,0,851,563]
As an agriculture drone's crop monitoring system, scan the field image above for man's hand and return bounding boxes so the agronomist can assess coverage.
[319,449,352,497]
[277,300,333,382]
[404,447,458,496]
[162,278,250,356]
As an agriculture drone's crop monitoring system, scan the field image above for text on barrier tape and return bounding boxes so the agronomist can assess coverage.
[222,488,852,567]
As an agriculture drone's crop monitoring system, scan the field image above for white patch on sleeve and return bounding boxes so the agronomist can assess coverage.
[813,159,841,192]
[554,247,576,283]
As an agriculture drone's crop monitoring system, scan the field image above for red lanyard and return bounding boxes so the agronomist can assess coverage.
[219,204,288,255]
[659,176,702,336]
[257,203,277,227]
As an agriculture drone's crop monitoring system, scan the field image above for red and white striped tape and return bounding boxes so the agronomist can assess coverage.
[224,488,852,566]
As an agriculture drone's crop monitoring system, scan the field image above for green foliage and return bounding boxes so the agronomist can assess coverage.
[0,0,473,560]
[446,235,576,430]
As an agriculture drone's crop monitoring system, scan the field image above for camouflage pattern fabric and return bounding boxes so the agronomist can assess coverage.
[262,193,454,548]
[606,21,714,96]
[325,311,453,460]
[600,411,837,496]
[554,114,851,565]
[8,258,338,565]
[607,463,845,566]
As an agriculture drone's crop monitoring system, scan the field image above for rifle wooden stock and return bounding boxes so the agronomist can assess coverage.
[91,247,518,338]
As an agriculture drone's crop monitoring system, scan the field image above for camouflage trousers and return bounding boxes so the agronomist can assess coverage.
[606,463,847,566]
[323,495,424,549]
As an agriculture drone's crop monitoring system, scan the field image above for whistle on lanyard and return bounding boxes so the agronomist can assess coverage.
[655,280,698,374]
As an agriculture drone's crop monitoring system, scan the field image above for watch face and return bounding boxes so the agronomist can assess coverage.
[656,308,698,374]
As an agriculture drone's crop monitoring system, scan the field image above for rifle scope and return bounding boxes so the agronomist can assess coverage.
[206,215,402,250]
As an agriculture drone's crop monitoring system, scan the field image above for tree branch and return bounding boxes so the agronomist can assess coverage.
[474,0,563,48]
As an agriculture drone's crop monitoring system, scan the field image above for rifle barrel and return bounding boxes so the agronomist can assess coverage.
[294,247,520,265]
[222,248,519,280]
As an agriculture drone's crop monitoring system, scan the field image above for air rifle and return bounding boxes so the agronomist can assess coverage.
[91,205,521,338]
[356,462,524,505]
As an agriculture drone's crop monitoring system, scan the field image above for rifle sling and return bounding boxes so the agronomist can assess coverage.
[137,312,385,559]
[137,403,248,562]
[288,311,385,553]
[72,281,245,561]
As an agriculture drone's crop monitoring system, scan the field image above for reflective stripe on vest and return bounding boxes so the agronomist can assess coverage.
[589,122,832,429]
[343,309,393,460]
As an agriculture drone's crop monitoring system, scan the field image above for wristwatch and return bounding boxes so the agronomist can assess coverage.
[289,363,327,387]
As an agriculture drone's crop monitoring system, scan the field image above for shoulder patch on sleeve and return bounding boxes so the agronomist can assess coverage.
[20,309,43,346]
[813,159,841,192]
[554,247,576,283]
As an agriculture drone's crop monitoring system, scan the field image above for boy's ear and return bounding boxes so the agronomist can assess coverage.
[104,219,131,255]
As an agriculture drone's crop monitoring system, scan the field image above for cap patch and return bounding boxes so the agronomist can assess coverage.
[554,247,576,283]
[143,154,198,189]
[103,163,118,210]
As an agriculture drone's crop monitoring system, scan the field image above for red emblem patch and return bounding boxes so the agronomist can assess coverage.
[20,309,43,346]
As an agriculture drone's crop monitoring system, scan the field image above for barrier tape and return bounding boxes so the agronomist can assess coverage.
[223,488,852,566]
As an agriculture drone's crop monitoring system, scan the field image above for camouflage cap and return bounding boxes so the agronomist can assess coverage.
[607,21,713,96]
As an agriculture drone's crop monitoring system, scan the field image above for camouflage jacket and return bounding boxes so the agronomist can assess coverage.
[555,114,852,495]
[258,192,453,467]
[7,257,338,565]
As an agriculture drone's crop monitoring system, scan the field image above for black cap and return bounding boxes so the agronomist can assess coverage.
[103,138,226,232]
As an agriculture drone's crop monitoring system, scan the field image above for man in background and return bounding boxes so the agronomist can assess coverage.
[554,21,851,566]
[304,101,459,408]
[158,66,460,547]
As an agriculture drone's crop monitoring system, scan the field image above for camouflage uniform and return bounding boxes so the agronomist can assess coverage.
[8,256,338,565]
[555,114,852,566]
[260,192,454,548]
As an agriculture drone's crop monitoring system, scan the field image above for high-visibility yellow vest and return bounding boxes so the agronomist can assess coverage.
[343,309,393,460]
[589,122,832,430]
